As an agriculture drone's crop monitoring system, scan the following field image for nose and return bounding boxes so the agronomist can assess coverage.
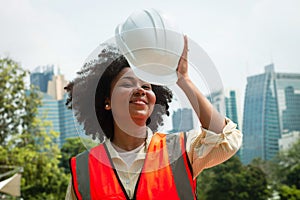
[133,87,145,96]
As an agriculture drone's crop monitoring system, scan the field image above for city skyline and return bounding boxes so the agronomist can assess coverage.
[29,61,299,165]
[1,0,300,109]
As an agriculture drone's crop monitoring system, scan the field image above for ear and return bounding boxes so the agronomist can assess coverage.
[104,98,111,110]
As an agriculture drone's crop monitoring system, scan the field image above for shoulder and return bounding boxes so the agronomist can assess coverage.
[72,143,105,160]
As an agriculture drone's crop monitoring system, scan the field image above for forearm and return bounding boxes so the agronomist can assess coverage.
[177,77,225,133]
[186,118,243,178]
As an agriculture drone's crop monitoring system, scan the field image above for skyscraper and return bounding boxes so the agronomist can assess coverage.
[47,73,68,101]
[171,108,194,133]
[242,64,300,164]
[30,65,54,93]
[224,89,242,129]
[58,94,78,146]
[208,89,241,129]
[37,92,61,144]
[31,68,77,147]
[276,74,300,133]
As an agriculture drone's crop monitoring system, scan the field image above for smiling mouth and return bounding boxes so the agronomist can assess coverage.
[129,99,147,105]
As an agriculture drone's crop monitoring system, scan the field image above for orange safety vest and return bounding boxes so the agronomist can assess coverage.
[70,132,196,200]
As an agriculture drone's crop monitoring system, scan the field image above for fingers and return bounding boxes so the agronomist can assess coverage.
[182,35,188,60]
[176,35,189,80]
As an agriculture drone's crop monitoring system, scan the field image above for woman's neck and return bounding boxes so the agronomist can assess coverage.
[112,124,147,151]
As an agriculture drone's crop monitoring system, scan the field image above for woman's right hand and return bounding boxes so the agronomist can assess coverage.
[176,35,190,83]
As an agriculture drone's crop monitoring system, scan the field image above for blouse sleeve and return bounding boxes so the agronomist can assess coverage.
[65,178,77,200]
[186,118,243,179]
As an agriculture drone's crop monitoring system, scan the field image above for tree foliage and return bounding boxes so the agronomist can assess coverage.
[0,58,40,146]
[274,139,300,186]
[278,185,300,200]
[0,57,68,199]
[60,137,86,174]
[196,156,271,200]
[271,139,300,197]
[195,137,300,200]
[4,119,69,199]
[60,136,99,174]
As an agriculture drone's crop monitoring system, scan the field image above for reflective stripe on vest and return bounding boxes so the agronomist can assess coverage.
[70,132,196,200]
[166,132,196,199]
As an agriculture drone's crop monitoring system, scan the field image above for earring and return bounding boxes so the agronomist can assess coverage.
[105,104,110,110]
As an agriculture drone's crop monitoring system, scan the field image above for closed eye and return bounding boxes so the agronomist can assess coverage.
[142,85,151,90]
[122,83,133,88]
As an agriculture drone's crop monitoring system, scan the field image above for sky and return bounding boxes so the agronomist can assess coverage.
[1,0,300,111]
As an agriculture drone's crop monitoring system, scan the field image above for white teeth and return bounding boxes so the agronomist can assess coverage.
[133,100,146,104]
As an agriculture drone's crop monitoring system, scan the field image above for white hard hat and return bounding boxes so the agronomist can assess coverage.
[115,8,184,85]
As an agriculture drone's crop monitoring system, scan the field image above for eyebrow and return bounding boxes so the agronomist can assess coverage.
[121,76,135,81]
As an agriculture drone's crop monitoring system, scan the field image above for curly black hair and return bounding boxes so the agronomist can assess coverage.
[64,44,173,142]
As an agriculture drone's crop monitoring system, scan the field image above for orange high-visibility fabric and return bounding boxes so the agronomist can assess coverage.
[136,133,180,200]
[90,145,127,199]
[70,145,127,199]
[70,133,196,200]
[70,158,81,200]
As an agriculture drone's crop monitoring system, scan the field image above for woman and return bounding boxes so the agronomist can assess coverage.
[65,36,242,199]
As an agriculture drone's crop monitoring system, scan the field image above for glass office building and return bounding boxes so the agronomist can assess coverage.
[242,64,300,164]
[31,67,77,147]
[58,94,78,146]
[37,92,77,147]
[170,108,194,133]
[37,92,61,145]
[225,90,241,129]
[30,65,54,93]
[275,74,300,133]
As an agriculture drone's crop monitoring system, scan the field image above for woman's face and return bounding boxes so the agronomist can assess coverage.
[109,67,156,128]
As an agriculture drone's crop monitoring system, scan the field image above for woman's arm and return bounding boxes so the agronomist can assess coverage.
[186,119,242,178]
[176,35,226,133]
[176,36,242,179]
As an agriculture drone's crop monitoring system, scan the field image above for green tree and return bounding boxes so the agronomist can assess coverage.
[278,185,300,200]
[250,157,277,181]
[6,119,69,199]
[60,137,86,174]
[0,57,39,146]
[274,139,300,187]
[283,164,300,189]
[0,57,69,199]
[197,156,271,200]
[60,137,99,174]
[270,139,300,197]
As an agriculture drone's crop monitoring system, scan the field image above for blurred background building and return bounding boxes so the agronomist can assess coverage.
[242,64,300,164]
[171,108,194,133]
[30,65,54,93]
[30,66,77,147]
